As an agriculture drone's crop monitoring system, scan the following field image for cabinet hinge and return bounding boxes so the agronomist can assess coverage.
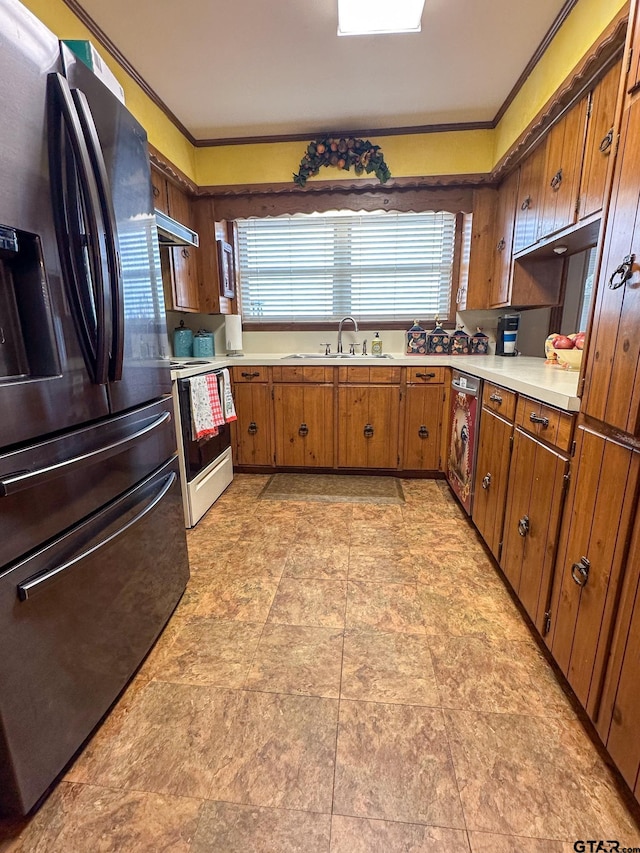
[438,455,442,470]
[575,195,581,216]
[498,541,503,561]
[543,610,552,636]
[271,388,274,401]
[570,439,576,458]
[563,471,571,492]
[586,91,593,119]
[397,454,400,466]
[399,390,403,401]
[628,46,633,75]
[509,433,514,448]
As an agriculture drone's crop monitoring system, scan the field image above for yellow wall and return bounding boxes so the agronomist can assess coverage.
[20,0,627,186]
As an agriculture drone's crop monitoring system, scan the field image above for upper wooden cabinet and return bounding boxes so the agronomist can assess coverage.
[538,96,589,240]
[192,199,236,316]
[457,188,497,311]
[579,59,622,221]
[490,168,519,307]
[513,139,548,254]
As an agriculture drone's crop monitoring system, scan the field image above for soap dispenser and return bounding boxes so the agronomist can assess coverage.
[371,332,383,355]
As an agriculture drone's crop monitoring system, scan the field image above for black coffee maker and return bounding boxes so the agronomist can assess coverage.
[496,314,520,356]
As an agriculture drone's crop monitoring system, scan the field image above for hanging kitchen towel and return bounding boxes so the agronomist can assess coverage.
[188,374,225,440]
[219,368,237,422]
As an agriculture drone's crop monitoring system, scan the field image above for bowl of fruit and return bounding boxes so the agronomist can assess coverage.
[550,332,586,370]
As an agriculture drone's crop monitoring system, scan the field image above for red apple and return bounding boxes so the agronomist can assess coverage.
[574,332,586,350]
[553,335,575,349]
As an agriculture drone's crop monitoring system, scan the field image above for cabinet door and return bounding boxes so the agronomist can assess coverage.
[579,59,622,221]
[490,168,519,307]
[338,385,400,469]
[151,170,169,213]
[513,139,547,254]
[538,98,589,239]
[403,384,443,471]
[549,424,640,717]
[501,428,568,635]
[167,183,200,312]
[274,384,334,468]
[582,98,640,435]
[461,188,498,310]
[472,407,513,560]
[232,383,273,467]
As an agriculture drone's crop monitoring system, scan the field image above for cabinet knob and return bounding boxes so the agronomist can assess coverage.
[489,393,503,404]
[608,254,635,290]
[529,412,549,428]
[298,423,309,437]
[518,515,530,537]
[181,247,190,259]
[496,238,506,253]
[364,424,374,438]
[571,556,591,587]
[521,195,532,211]
[550,169,563,190]
[418,425,429,439]
[599,128,614,154]
[482,473,491,490]
[248,421,258,435]
[152,185,160,198]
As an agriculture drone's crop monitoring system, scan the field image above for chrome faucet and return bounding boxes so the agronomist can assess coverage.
[337,316,359,353]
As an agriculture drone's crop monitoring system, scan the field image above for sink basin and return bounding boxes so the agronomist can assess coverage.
[283,353,394,359]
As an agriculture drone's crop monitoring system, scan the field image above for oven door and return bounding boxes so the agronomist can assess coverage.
[177,375,231,483]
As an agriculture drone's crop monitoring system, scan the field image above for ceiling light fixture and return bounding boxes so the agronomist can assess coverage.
[337,0,426,36]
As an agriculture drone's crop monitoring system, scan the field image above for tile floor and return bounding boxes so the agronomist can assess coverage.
[2,474,640,852]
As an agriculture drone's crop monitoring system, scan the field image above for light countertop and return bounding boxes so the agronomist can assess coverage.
[170,354,581,412]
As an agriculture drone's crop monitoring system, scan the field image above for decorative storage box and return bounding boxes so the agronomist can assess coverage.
[425,318,450,355]
[406,320,427,355]
[450,326,471,355]
[469,327,489,355]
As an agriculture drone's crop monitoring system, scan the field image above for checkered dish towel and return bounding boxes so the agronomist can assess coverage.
[188,374,226,440]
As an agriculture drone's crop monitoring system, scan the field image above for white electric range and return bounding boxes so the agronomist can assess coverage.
[170,358,234,527]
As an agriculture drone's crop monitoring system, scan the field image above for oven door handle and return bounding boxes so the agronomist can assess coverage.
[0,411,171,497]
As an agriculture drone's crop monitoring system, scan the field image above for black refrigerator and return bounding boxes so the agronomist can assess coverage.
[0,0,189,816]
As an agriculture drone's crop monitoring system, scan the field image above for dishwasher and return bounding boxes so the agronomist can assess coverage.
[447,369,482,515]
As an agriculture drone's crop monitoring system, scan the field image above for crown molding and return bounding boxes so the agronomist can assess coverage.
[148,144,198,195]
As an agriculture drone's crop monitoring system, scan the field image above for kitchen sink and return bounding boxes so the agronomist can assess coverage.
[283,353,394,359]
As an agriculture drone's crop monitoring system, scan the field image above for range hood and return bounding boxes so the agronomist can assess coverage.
[155,209,199,248]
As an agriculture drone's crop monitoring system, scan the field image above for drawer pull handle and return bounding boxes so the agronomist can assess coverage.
[298,423,309,437]
[418,425,429,439]
[489,393,503,404]
[608,254,635,290]
[482,473,491,490]
[530,413,549,427]
[416,372,436,380]
[521,195,531,211]
[248,421,258,435]
[550,169,563,190]
[364,424,374,438]
[496,238,506,253]
[599,128,614,154]
[518,515,530,537]
[571,556,590,587]
[241,371,261,379]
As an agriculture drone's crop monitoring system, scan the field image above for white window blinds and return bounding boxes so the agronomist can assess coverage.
[236,210,456,323]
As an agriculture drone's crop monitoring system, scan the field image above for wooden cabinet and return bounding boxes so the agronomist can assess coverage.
[472,402,513,560]
[500,427,569,636]
[548,423,640,717]
[231,367,273,467]
[402,371,444,471]
[579,59,622,221]
[151,169,169,213]
[582,97,640,435]
[191,200,236,316]
[457,188,497,310]
[338,384,400,469]
[490,168,519,307]
[273,383,334,468]
[513,139,547,254]
[538,97,589,239]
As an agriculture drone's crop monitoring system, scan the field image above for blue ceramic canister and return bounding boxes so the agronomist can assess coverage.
[173,320,193,357]
[193,329,215,358]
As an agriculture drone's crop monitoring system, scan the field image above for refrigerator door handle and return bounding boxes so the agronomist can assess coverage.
[71,87,124,382]
[0,411,171,497]
[17,471,177,601]
[47,72,110,385]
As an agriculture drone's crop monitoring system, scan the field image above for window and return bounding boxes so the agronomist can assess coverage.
[236,210,457,325]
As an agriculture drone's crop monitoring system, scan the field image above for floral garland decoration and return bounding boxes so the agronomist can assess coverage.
[293,136,391,187]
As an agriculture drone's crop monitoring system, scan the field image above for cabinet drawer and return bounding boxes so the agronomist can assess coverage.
[515,395,574,451]
[272,366,333,383]
[406,366,445,384]
[232,366,268,383]
[338,366,402,384]
[482,383,517,421]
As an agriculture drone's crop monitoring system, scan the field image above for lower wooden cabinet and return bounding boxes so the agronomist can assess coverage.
[232,382,273,467]
[501,428,569,636]
[273,384,334,467]
[338,385,400,469]
[472,407,513,560]
[402,384,443,471]
[548,423,640,717]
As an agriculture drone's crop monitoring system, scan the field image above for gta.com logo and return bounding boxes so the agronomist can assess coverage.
[573,843,640,852]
